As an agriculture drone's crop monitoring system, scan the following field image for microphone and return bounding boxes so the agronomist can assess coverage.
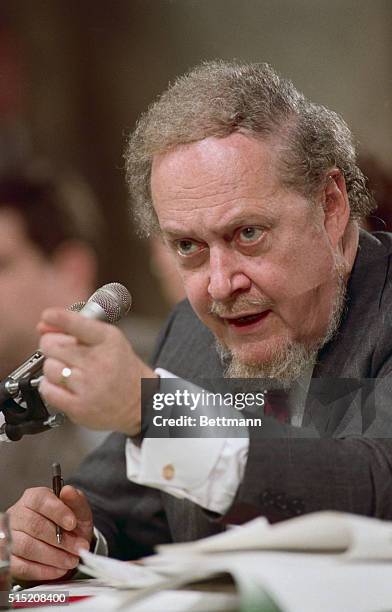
[0,282,132,404]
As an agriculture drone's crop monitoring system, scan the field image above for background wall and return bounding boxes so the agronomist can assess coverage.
[1,0,391,318]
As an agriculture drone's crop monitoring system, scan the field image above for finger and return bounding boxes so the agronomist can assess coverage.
[40,335,89,367]
[11,555,72,583]
[39,308,109,346]
[11,531,80,571]
[39,333,78,350]
[36,322,65,335]
[42,358,81,392]
[60,487,93,542]
[10,508,87,556]
[15,488,77,532]
[60,487,92,523]
[38,379,76,414]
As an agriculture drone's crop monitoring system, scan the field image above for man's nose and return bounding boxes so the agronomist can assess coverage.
[207,247,251,301]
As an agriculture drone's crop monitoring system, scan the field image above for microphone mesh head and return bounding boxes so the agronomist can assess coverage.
[68,301,86,312]
[88,283,132,323]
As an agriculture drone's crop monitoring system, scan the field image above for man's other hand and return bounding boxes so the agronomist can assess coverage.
[7,485,92,582]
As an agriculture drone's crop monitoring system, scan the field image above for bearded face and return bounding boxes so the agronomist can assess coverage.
[151,133,354,384]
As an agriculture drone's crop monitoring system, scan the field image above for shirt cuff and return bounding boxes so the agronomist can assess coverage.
[130,369,249,513]
[126,435,248,514]
[154,368,179,379]
[92,526,108,556]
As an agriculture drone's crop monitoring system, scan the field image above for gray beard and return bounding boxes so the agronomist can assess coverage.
[216,276,347,385]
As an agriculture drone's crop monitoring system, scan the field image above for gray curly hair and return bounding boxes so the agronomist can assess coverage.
[125,60,374,236]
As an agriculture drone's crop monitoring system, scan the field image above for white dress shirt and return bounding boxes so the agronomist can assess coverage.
[126,368,249,514]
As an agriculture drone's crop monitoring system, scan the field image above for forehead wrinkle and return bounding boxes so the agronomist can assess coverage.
[153,134,286,234]
[153,135,276,197]
[157,171,283,218]
[159,194,265,213]
[160,200,278,240]
[163,165,254,201]
[157,170,281,214]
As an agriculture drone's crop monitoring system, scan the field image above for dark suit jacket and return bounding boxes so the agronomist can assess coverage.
[70,230,392,559]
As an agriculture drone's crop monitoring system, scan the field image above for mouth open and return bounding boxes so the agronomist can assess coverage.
[226,309,271,328]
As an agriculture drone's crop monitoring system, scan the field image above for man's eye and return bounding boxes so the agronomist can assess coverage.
[175,240,200,256]
[237,227,264,243]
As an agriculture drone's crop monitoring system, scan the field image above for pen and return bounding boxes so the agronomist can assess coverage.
[52,462,64,544]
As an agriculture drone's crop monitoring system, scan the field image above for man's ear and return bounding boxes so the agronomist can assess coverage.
[50,241,97,299]
[322,169,351,248]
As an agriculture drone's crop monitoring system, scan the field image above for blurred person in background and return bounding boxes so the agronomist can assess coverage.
[0,160,169,511]
[0,161,107,510]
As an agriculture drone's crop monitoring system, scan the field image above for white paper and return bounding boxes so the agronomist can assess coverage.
[75,512,392,612]
[78,550,163,588]
[156,510,392,560]
[211,552,392,612]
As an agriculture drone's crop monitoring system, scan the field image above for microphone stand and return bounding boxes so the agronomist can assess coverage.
[0,375,64,441]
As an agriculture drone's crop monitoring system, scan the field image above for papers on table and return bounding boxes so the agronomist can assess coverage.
[78,552,163,588]
[75,511,392,611]
[156,510,392,560]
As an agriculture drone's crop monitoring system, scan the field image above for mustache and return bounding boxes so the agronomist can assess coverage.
[209,295,274,317]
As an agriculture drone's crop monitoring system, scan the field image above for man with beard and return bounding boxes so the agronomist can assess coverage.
[7,61,392,582]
